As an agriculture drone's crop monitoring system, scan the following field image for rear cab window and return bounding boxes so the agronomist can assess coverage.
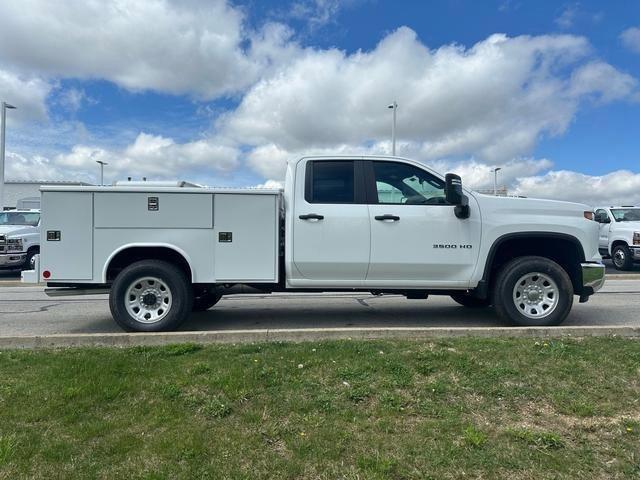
[305,160,365,204]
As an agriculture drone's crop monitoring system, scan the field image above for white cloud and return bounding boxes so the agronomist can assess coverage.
[290,0,342,30]
[555,4,578,29]
[221,28,636,180]
[0,69,51,123]
[514,169,640,206]
[431,157,554,190]
[570,61,637,102]
[8,133,240,184]
[5,151,76,182]
[620,26,640,54]
[55,88,95,113]
[254,179,284,189]
[0,0,295,99]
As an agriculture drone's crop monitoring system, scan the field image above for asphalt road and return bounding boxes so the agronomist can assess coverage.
[0,279,638,336]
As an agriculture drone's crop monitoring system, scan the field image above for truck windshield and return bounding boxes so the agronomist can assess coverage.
[0,212,40,226]
[611,208,640,222]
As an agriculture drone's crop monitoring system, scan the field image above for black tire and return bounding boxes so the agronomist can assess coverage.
[109,260,193,332]
[23,248,39,271]
[192,288,222,312]
[450,293,491,308]
[493,256,573,327]
[612,244,634,271]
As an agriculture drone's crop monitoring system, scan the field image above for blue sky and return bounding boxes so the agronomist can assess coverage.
[1,0,639,204]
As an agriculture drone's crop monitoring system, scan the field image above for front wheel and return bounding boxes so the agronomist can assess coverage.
[23,249,39,271]
[109,260,193,332]
[493,256,573,326]
[612,245,634,271]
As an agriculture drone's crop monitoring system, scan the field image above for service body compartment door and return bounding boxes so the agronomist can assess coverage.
[214,193,279,282]
[41,191,93,280]
[94,192,212,229]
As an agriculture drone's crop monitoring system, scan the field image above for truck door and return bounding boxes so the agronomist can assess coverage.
[292,159,370,283]
[364,160,481,287]
[595,209,611,250]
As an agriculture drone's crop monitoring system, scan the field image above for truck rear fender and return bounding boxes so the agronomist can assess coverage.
[103,244,195,283]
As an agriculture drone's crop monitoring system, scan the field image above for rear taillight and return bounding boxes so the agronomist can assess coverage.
[583,211,594,220]
[42,270,51,279]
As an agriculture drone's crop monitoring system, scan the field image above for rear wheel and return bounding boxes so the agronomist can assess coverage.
[450,293,491,308]
[493,256,573,326]
[612,244,634,271]
[109,260,193,332]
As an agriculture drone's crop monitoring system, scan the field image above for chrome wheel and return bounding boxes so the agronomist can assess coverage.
[29,254,37,270]
[124,276,172,324]
[613,249,626,268]
[512,272,559,319]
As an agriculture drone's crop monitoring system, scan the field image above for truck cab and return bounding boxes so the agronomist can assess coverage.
[0,209,40,270]
[24,156,605,331]
[594,206,640,270]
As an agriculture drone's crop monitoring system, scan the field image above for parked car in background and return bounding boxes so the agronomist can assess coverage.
[594,206,640,270]
[0,209,40,270]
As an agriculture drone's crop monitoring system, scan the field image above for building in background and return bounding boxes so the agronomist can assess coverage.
[4,180,93,210]
[475,187,509,197]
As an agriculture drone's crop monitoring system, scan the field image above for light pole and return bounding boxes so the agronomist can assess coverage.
[491,167,502,196]
[387,101,397,156]
[0,101,17,211]
[96,160,108,186]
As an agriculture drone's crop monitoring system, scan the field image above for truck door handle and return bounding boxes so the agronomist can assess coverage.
[375,214,400,221]
[299,213,324,220]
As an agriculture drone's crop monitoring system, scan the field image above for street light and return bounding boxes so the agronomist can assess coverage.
[96,160,108,186]
[387,101,398,156]
[0,101,17,211]
[491,167,502,196]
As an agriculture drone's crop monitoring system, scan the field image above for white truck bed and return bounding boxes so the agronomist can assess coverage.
[40,185,282,284]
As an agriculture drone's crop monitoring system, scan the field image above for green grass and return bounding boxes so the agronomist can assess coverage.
[0,337,639,479]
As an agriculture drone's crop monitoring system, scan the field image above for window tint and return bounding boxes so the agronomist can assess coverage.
[372,161,447,205]
[0,212,40,226]
[595,209,609,221]
[611,208,640,222]
[306,161,355,204]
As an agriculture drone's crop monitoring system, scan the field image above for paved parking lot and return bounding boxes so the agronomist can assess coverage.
[0,278,638,336]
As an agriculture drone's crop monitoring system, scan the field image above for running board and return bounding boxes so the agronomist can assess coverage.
[45,287,110,297]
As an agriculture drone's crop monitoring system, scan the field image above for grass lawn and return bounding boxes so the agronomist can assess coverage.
[0,337,639,479]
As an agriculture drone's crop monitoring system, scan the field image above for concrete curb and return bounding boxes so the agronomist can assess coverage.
[0,326,638,349]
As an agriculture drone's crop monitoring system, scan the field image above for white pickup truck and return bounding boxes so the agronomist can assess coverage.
[23,156,605,331]
[594,206,640,270]
[0,209,40,270]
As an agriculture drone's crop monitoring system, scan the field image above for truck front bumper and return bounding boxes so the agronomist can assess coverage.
[0,253,26,268]
[580,262,606,299]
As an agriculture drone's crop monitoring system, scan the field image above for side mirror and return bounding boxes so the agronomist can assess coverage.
[445,173,463,205]
[445,173,470,219]
[594,212,610,223]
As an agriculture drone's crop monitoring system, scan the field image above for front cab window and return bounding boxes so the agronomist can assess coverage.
[372,161,447,205]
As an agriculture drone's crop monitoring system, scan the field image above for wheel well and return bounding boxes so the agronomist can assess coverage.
[484,235,585,294]
[106,247,192,283]
[611,240,628,250]
[27,245,39,254]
